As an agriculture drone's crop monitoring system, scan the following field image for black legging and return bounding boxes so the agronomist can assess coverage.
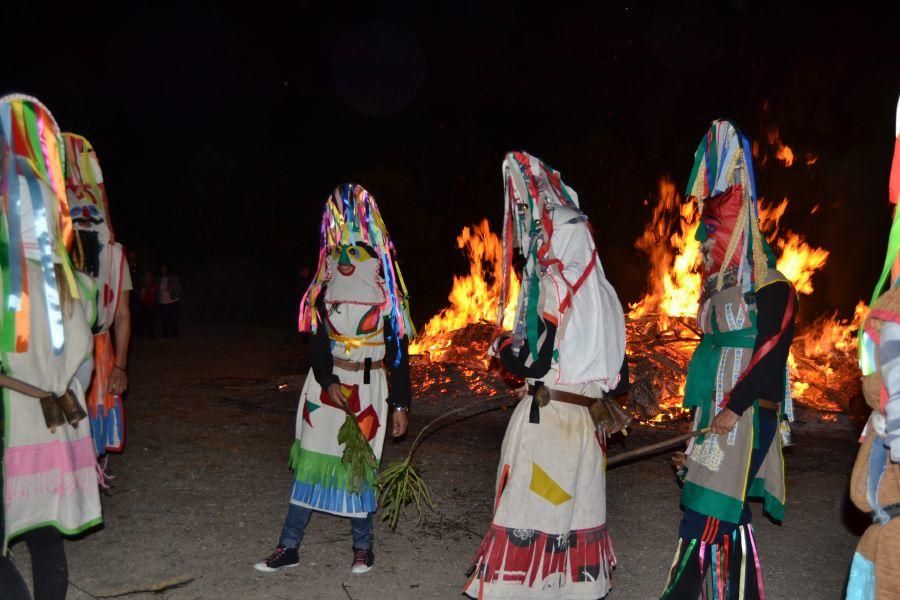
[0,527,68,600]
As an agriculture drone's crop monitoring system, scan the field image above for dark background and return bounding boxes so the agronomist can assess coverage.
[5,1,899,329]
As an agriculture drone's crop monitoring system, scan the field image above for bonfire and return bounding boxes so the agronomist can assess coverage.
[381,163,866,528]
[409,175,865,422]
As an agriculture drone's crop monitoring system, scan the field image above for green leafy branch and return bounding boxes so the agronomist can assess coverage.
[336,400,377,495]
[377,394,516,530]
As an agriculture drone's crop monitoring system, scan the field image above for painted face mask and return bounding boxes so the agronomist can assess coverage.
[64,134,114,279]
[299,183,415,345]
[695,185,744,275]
[324,240,385,305]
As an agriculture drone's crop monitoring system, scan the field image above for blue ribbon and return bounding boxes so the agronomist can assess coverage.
[22,159,65,355]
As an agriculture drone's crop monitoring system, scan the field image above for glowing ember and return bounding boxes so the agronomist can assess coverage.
[775,144,795,167]
[765,126,795,168]
[410,219,520,362]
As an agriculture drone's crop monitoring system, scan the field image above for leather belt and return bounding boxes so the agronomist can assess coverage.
[757,400,779,411]
[333,357,384,372]
[527,384,595,408]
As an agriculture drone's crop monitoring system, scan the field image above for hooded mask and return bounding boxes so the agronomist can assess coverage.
[0,93,77,355]
[299,184,415,348]
[499,151,625,388]
[686,120,774,293]
[64,133,126,333]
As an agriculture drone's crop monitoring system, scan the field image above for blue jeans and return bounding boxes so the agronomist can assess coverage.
[278,502,374,550]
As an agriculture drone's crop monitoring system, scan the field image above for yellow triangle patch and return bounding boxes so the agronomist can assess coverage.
[529,462,573,505]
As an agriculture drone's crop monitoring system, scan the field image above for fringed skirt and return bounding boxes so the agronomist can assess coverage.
[465,395,615,599]
[660,523,764,600]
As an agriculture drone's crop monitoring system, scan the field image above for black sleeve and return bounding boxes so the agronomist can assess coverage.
[726,281,795,415]
[384,317,411,410]
[499,321,557,379]
[608,356,630,397]
[310,293,339,389]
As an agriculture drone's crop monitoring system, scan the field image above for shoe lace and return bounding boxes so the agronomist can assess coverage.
[353,548,368,563]
[269,546,287,561]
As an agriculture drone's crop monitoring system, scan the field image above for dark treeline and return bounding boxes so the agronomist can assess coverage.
[3,1,898,327]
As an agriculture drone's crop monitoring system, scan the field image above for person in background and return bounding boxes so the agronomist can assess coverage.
[157,263,182,339]
[0,93,102,600]
[127,250,140,334]
[138,271,158,339]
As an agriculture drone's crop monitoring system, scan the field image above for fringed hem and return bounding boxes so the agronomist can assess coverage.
[465,523,615,597]
[288,443,377,515]
[289,479,376,515]
[90,398,124,455]
[660,524,764,600]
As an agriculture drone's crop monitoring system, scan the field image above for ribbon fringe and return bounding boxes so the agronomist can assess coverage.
[661,524,764,600]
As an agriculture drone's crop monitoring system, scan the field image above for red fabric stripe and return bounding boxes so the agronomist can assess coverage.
[721,289,797,409]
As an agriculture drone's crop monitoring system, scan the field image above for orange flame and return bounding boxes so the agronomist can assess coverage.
[410,219,520,360]
[775,144,794,167]
[629,177,855,416]
[627,177,701,326]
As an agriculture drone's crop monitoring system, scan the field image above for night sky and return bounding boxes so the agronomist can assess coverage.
[5,1,899,327]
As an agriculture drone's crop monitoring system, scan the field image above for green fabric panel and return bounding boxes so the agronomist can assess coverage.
[289,442,379,491]
[0,212,14,352]
[680,480,745,525]
[525,268,541,361]
[682,326,756,414]
[21,104,46,181]
[761,238,777,268]
[762,488,785,522]
[685,137,708,197]
[747,477,765,497]
[870,205,900,307]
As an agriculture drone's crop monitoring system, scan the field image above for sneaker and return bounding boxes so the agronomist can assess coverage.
[351,547,374,574]
[254,545,299,573]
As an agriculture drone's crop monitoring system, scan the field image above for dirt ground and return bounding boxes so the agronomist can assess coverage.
[8,326,867,599]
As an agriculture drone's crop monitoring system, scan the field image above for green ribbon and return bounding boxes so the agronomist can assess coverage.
[860,206,900,374]
[683,324,757,428]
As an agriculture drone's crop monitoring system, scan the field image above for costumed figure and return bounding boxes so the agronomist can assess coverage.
[660,120,797,600]
[464,151,627,600]
[64,133,132,457]
[255,183,414,575]
[846,95,900,599]
[0,94,101,598]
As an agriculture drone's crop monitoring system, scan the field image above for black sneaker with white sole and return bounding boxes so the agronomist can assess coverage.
[254,545,299,573]
[351,547,374,574]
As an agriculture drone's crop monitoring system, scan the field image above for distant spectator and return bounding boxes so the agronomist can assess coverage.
[157,263,182,339]
[127,250,139,316]
[138,271,158,338]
